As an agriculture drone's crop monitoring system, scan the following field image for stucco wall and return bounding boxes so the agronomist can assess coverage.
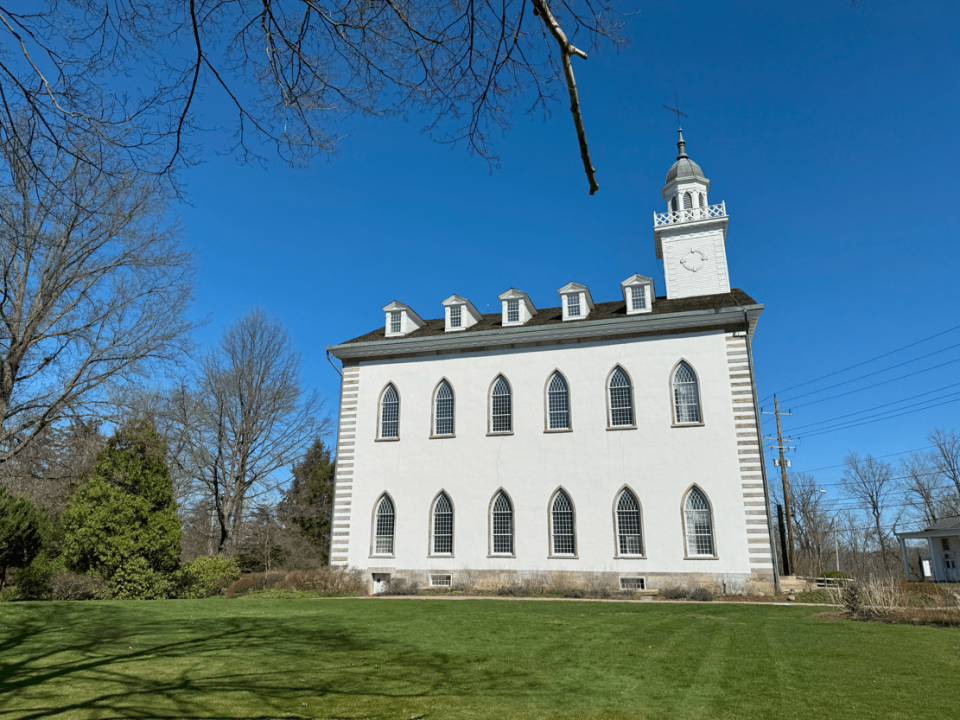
[331,329,773,585]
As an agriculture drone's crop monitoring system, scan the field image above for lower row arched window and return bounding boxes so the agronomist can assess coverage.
[370,485,715,558]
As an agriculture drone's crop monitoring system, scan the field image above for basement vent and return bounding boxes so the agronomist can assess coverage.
[430,574,452,587]
[620,577,645,591]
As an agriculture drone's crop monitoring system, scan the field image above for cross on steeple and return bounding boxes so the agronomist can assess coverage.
[661,100,688,127]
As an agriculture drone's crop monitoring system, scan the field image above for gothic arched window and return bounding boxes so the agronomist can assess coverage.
[616,489,643,555]
[608,367,634,427]
[490,375,512,433]
[673,361,702,424]
[373,495,395,555]
[379,383,400,439]
[551,490,576,555]
[699,193,706,209]
[670,196,678,212]
[432,493,453,555]
[434,380,455,436]
[684,487,715,557]
[546,372,570,430]
[491,491,514,555]
[683,191,693,209]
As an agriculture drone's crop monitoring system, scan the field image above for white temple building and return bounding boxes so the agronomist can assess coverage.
[327,132,778,594]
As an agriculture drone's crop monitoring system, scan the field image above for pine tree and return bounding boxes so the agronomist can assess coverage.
[279,438,335,564]
[0,488,49,589]
[59,420,181,596]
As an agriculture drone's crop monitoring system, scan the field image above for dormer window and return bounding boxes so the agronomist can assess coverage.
[442,295,481,332]
[507,300,519,324]
[620,274,655,316]
[383,301,426,337]
[498,289,537,327]
[558,282,594,321]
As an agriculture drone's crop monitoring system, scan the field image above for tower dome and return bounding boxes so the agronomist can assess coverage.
[665,129,706,184]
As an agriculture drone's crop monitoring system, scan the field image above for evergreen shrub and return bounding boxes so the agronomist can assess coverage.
[179,556,242,598]
[662,587,688,600]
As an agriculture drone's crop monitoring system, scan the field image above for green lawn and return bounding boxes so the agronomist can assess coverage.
[1,598,955,719]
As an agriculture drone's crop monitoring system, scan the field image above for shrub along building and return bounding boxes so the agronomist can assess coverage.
[327,131,778,594]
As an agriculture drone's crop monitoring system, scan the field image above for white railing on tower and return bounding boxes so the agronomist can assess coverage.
[653,201,726,227]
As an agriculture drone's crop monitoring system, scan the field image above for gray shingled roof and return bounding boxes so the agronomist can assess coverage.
[924,516,960,532]
[344,288,758,345]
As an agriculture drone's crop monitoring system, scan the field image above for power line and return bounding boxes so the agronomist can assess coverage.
[797,396,960,439]
[785,383,960,433]
[790,391,960,437]
[786,445,936,474]
[778,341,960,404]
[760,322,960,403]
[789,356,960,410]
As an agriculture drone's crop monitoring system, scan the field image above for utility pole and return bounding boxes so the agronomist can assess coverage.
[763,395,796,576]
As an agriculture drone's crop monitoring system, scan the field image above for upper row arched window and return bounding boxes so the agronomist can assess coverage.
[376,363,702,438]
[370,485,716,559]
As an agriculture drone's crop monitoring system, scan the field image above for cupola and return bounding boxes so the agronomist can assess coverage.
[498,288,537,327]
[620,274,655,315]
[441,295,482,332]
[382,301,425,337]
[662,128,710,215]
[557,282,594,321]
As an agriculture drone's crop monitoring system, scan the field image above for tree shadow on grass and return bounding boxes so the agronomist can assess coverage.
[0,603,452,719]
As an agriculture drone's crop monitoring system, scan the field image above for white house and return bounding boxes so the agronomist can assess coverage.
[327,131,778,594]
[897,516,960,582]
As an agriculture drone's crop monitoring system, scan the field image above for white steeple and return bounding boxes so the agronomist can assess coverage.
[653,129,730,299]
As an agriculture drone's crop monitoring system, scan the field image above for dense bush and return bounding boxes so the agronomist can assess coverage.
[842,581,862,616]
[690,587,714,602]
[563,588,584,599]
[59,422,181,589]
[179,556,242,598]
[822,570,851,579]
[662,587,688,600]
[49,572,112,601]
[225,571,285,598]
[9,553,61,600]
[0,488,49,590]
[111,556,173,600]
[384,576,418,595]
[497,584,527,597]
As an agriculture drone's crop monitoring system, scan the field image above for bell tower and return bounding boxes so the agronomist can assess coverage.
[653,129,730,299]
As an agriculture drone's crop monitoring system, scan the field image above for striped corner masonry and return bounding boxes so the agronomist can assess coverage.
[330,363,359,565]
[726,333,774,574]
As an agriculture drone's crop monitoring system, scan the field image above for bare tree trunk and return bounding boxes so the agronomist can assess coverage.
[842,453,900,572]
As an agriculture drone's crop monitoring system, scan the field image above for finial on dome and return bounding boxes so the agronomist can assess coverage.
[676,127,688,160]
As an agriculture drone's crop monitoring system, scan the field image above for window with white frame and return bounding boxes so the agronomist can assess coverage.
[430,574,452,587]
[491,492,513,554]
[670,196,678,212]
[380,384,399,438]
[567,293,581,317]
[699,193,706,209]
[683,191,693,209]
[631,285,647,311]
[507,299,520,324]
[942,538,950,552]
[608,367,634,427]
[673,361,701,424]
[374,495,395,555]
[433,493,453,554]
[490,376,512,433]
[547,372,569,430]
[434,380,454,436]
[450,305,462,328]
[684,487,715,556]
[551,490,576,555]
[389,311,401,334]
[620,577,645,591]
[616,489,643,555]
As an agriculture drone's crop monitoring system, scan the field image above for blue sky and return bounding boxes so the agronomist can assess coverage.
[177,0,960,517]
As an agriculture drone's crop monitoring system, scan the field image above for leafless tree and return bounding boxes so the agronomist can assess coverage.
[173,308,328,554]
[929,428,960,504]
[0,1,629,193]
[841,452,901,571]
[783,472,834,576]
[0,128,194,465]
[899,451,945,527]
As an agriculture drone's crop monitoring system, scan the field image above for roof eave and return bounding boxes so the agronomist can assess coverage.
[328,302,764,361]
